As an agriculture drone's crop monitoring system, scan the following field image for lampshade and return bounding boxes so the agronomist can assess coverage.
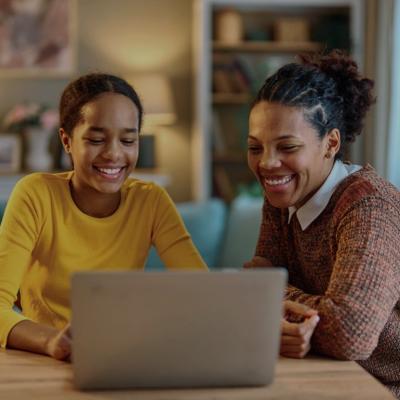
[127,74,176,127]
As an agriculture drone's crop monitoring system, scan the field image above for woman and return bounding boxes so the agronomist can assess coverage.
[0,73,207,361]
[245,50,400,397]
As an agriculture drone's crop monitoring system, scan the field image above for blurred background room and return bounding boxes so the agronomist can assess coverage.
[0,0,399,268]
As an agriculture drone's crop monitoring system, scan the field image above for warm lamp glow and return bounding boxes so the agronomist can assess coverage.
[127,74,176,127]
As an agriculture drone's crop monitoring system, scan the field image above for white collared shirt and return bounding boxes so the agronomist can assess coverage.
[288,160,362,230]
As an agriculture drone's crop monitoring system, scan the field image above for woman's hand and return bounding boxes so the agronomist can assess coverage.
[46,323,72,362]
[280,300,320,359]
[243,256,273,269]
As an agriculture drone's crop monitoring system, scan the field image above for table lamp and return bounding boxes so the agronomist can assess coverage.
[127,74,176,169]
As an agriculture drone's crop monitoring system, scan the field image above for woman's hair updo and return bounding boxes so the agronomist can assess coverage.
[59,73,143,136]
[253,50,375,159]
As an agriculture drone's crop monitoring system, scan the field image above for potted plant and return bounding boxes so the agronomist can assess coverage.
[2,103,59,171]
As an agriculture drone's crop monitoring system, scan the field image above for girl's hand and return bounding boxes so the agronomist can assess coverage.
[46,323,72,362]
[280,301,320,359]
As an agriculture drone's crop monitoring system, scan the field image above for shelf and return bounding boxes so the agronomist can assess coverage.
[212,92,251,105]
[212,40,323,53]
[213,153,247,164]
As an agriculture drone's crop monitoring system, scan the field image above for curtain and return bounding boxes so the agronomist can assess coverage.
[387,0,400,188]
[363,0,399,188]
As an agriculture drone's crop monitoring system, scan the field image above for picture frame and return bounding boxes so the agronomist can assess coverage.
[0,0,77,78]
[0,134,22,173]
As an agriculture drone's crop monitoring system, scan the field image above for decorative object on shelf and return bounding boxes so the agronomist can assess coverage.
[2,103,59,171]
[215,8,244,44]
[2,103,58,133]
[136,135,156,169]
[0,0,77,77]
[0,133,22,173]
[24,126,55,171]
[127,74,176,169]
[273,18,311,43]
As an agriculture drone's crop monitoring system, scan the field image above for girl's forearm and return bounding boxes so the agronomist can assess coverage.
[7,319,59,357]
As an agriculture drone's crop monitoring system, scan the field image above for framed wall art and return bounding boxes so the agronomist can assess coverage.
[0,0,77,77]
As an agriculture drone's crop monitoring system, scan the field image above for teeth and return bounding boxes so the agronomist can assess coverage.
[97,167,122,175]
[264,175,293,186]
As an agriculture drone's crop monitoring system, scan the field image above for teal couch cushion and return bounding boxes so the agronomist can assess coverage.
[0,200,6,224]
[145,199,227,270]
[219,195,263,269]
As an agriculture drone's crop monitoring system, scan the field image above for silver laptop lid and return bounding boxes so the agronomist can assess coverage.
[71,269,287,390]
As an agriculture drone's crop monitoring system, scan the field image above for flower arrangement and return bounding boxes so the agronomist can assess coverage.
[2,103,59,133]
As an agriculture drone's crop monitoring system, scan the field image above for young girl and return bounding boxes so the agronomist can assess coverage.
[245,50,400,397]
[0,73,207,361]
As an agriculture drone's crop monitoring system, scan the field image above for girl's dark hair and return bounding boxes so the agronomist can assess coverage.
[253,50,375,159]
[59,73,143,135]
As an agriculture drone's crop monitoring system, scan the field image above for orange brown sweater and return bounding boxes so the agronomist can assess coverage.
[251,166,400,397]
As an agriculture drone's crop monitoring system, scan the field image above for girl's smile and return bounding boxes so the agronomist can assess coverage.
[60,92,140,217]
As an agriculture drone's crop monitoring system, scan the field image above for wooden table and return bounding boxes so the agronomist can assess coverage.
[0,349,394,399]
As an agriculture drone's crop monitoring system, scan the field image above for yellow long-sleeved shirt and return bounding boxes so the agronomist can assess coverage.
[0,172,207,347]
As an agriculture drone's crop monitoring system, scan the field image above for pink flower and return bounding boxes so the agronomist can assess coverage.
[40,109,59,131]
[3,104,29,128]
[26,103,41,117]
[2,103,59,132]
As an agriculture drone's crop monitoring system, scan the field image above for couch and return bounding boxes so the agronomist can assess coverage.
[0,195,264,270]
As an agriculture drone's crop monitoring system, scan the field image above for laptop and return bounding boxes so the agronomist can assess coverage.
[71,269,287,390]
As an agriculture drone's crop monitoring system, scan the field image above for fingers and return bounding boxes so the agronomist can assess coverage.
[63,323,72,339]
[281,335,305,345]
[243,256,273,269]
[53,332,72,361]
[281,341,311,352]
[282,314,320,336]
[284,300,318,318]
[280,334,311,359]
[280,335,311,358]
[280,313,320,359]
[281,319,308,337]
[281,345,311,359]
[47,324,73,362]
[303,314,320,330]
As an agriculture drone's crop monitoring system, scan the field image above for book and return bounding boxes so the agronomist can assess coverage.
[212,109,226,153]
[214,166,235,202]
[213,54,251,94]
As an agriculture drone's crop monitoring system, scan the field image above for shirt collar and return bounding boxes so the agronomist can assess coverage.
[288,160,362,230]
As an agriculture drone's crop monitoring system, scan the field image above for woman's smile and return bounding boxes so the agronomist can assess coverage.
[261,174,296,189]
[248,101,337,209]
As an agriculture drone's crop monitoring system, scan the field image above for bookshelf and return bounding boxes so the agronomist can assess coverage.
[212,93,250,104]
[192,0,364,202]
[212,40,323,53]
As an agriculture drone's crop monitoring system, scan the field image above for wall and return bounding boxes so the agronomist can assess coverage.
[0,0,194,201]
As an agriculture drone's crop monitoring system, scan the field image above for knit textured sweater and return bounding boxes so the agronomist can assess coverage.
[250,165,400,398]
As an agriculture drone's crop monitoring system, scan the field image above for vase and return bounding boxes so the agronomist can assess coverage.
[215,9,244,44]
[24,127,54,172]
